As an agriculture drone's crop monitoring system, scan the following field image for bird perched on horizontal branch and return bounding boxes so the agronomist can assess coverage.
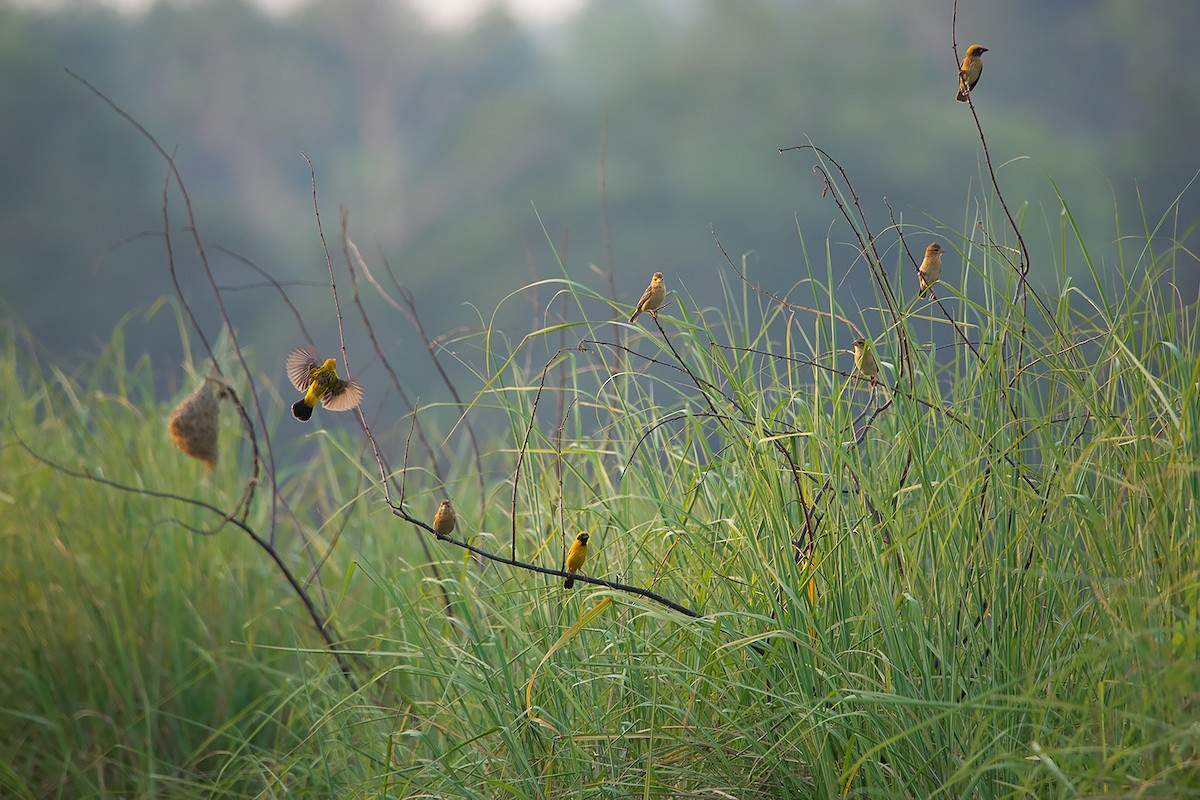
[433,499,456,538]
[852,338,879,379]
[564,532,590,589]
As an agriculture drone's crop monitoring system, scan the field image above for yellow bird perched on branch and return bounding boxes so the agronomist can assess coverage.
[918,242,944,298]
[629,272,666,323]
[286,346,363,422]
[564,532,589,589]
[957,44,988,102]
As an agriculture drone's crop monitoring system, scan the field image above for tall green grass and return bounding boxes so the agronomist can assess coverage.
[1,196,1197,799]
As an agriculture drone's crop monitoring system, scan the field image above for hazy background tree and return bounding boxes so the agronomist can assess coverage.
[2,0,1196,401]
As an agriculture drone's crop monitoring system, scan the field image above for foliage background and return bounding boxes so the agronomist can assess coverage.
[1,1,1199,797]
[2,0,1198,391]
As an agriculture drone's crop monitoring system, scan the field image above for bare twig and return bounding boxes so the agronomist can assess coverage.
[510,346,580,560]
[780,144,916,392]
[387,502,701,619]
[67,69,271,530]
[19,439,362,692]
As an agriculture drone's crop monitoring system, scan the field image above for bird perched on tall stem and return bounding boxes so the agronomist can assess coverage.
[433,499,456,538]
[564,532,590,589]
[629,272,666,322]
[957,44,988,102]
[286,346,363,422]
[918,242,944,298]
[852,338,879,380]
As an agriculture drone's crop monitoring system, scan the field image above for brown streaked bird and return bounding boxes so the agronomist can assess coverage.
[433,499,456,538]
[286,346,363,422]
[564,532,590,589]
[629,272,666,323]
[852,338,879,379]
[957,44,988,102]
[918,242,944,298]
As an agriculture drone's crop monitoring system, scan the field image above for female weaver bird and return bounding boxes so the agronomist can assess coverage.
[564,532,589,589]
[957,44,988,102]
[852,338,879,379]
[432,499,456,538]
[629,271,666,322]
[918,242,944,298]
[285,346,364,422]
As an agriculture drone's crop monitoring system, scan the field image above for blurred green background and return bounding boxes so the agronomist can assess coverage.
[3,0,1198,396]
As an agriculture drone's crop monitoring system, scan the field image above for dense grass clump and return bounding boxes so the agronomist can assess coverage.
[2,192,1198,800]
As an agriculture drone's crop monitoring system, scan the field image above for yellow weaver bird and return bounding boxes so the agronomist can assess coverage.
[433,499,456,538]
[957,44,988,102]
[852,338,879,379]
[918,242,944,298]
[286,346,364,422]
[629,272,666,322]
[564,532,589,589]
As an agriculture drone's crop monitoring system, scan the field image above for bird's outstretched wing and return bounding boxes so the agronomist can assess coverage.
[322,379,364,411]
[286,346,319,391]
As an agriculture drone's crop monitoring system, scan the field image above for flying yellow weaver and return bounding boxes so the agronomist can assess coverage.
[285,346,364,422]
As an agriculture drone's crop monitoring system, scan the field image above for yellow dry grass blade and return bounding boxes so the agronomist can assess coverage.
[525,596,613,727]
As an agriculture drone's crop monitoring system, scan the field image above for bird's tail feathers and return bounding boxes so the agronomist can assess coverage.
[564,575,575,589]
[292,399,314,422]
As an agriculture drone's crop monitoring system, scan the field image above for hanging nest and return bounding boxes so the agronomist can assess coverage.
[168,378,227,469]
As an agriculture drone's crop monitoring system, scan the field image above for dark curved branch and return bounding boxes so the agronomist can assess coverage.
[387,503,700,619]
[18,437,361,692]
[66,68,271,531]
